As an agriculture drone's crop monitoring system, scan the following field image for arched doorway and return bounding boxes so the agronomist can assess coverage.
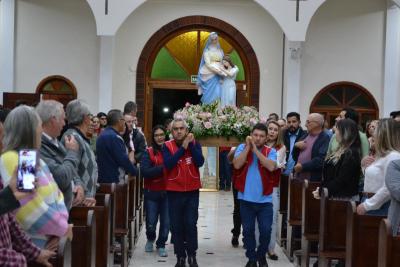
[136,16,260,139]
[310,82,379,129]
[36,75,77,107]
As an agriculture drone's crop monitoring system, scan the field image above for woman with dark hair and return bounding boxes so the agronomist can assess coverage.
[140,125,169,257]
[313,118,362,199]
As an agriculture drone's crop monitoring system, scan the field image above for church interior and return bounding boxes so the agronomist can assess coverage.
[0,0,400,266]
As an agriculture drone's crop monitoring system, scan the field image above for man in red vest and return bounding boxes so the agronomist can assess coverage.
[162,118,204,267]
[233,123,277,267]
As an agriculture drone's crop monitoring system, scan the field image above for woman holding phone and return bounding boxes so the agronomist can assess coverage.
[0,105,72,249]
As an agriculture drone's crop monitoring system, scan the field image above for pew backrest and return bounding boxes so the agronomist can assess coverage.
[346,201,385,267]
[288,176,303,225]
[69,209,96,267]
[319,188,348,253]
[98,183,116,248]
[94,193,111,267]
[378,219,400,267]
[302,180,320,239]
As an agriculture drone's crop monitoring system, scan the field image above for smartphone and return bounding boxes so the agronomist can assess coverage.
[17,149,38,191]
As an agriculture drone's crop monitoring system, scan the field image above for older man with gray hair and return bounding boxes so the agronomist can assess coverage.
[61,99,98,207]
[36,100,83,210]
[293,113,330,181]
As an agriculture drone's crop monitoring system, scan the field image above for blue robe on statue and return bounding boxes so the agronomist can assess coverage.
[197,32,225,105]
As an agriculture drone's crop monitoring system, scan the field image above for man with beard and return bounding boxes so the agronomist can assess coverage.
[282,112,306,177]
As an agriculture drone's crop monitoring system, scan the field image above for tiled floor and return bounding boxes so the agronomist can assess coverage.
[130,191,294,267]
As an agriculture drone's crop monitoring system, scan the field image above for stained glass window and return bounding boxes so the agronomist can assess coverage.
[151,30,246,81]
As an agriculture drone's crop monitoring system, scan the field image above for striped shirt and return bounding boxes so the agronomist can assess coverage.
[0,151,69,248]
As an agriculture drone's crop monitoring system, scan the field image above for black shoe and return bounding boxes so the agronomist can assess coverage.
[231,235,239,247]
[188,256,198,267]
[258,257,269,267]
[245,260,257,267]
[313,261,318,267]
[267,252,278,261]
[175,257,186,267]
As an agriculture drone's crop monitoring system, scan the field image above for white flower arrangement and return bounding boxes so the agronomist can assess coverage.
[173,101,266,141]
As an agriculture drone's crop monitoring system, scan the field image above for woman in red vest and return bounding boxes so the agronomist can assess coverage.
[265,120,286,260]
[140,125,169,257]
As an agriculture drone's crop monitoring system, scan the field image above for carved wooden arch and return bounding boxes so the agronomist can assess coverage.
[36,75,78,98]
[310,81,379,126]
[135,16,260,129]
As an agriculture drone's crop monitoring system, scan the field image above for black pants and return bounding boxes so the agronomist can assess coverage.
[231,189,242,237]
[167,190,199,258]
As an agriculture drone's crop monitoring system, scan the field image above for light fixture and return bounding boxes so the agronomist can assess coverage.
[163,107,170,113]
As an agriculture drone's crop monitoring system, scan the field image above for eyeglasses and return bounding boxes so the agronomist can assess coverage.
[173,127,186,131]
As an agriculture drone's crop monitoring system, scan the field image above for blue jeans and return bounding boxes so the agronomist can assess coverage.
[167,190,199,258]
[219,151,232,190]
[144,189,170,248]
[361,196,391,216]
[240,200,273,261]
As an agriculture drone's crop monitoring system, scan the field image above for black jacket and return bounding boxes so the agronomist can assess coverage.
[122,128,147,162]
[321,148,361,198]
[283,127,307,163]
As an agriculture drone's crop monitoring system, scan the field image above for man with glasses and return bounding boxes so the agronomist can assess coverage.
[162,118,204,267]
[96,109,137,184]
[293,113,330,181]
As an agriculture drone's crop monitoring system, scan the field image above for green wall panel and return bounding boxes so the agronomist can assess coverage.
[151,48,188,80]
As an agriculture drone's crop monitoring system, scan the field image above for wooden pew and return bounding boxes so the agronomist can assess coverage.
[69,209,96,267]
[278,174,289,246]
[28,237,71,267]
[127,175,137,255]
[94,193,112,267]
[345,201,385,267]
[378,219,400,267]
[97,183,116,251]
[135,172,142,240]
[285,176,303,261]
[301,180,320,267]
[318,188,347,266]
[99,183,130,266]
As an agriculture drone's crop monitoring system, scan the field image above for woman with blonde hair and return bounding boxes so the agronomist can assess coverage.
[0,105,72,249]
[265,120,286,260]
[356,118,400,215]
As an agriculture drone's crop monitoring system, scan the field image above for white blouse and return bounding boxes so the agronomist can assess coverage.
[363,151,400,211]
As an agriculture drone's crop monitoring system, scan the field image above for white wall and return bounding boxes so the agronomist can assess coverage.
[112,0,284,117]
[14,0,100,112]
[301,0,386,119]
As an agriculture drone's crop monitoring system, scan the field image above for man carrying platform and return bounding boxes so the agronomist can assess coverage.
[162,118,204,267]
[233,123,277,267]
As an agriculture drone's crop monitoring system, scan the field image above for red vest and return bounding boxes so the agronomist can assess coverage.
[234,145,274,196]
[270,144,283,188]
[143,147,167,191]
[144,147,165,191]
[164,140,201,192]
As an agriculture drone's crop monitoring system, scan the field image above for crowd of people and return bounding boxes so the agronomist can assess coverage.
[0,98,400,267]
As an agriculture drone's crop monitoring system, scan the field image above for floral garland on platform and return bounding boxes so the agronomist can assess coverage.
[173,101,266,141]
